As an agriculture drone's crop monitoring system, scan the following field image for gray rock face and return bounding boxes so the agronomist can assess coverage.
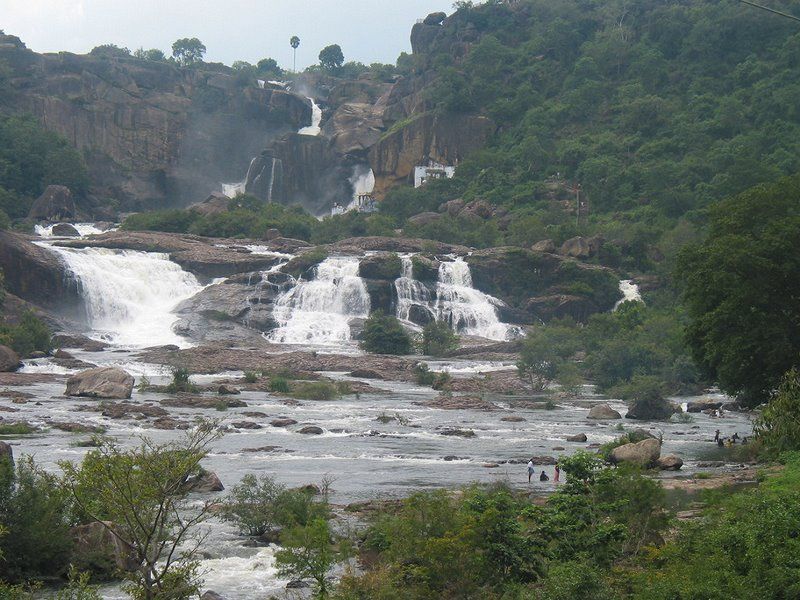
[626,399,675,421]
[185,471,224,493]
[0,345,20,372]
[587,404,622,420]
[29,185,76,221]
[358,253,402,280]
[559,236,603,259]
[531,239,556,253]
[65,367,134,399]
[610,438,661,467]
[423,11,447,25]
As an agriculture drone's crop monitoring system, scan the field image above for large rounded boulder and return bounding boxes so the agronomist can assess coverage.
[610,438,661,468]
[66,367,135,399]
[587,404,622,420]
[0,345,20,372]
[28,185,76,221]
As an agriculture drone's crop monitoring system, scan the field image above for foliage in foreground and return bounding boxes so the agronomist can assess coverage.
[754,368,800,456]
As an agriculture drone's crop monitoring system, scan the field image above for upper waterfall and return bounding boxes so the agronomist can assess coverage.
[613,280,643,310]
[268,256,370,345]
[298,97,322,136]
[44,246,204,348]
[395,254,430,326]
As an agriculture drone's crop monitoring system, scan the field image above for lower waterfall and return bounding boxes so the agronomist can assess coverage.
[435,257,511,341]
[45,246,204,348]
[268,256,370,345]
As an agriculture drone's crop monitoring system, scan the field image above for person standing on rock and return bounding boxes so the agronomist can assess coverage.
[554,464,560,482]
[527,458,535,483]
[714,429,721,442]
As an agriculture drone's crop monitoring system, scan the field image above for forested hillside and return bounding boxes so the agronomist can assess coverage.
[382,0,800,268]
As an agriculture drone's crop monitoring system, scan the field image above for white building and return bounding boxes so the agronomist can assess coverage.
[414,161,456,188]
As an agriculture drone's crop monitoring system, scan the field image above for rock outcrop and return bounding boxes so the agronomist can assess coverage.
[626,399,676,421]
[658,455,683,470]
[0,346,20,372]
[70,521,139,575]
[184,470,224,493]
[66,367,135,399]
[51,223,81,237]
[586,404,622,421]
[609,438,661,467]
[28,185,76,221]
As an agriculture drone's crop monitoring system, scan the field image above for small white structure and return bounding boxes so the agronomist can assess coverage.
[414,161,456,188]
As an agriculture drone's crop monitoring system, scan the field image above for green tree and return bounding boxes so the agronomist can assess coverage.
[133,48,166,62]
[256,57,283,78]
[171,38,206,66]
[290,36,300,72]
[361,311,412,355]
[275,518,348,599]
[61,423,221,600]
[678,175,800,406]
[517,323,579,391]
[421,320,459,356]
[754,368,800,455]
[89,44,131,58]
[318,44,344,72]
[221,474,286,537]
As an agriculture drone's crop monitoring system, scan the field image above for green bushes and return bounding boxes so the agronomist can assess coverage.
[361,311,412,355]
[165,368,197,393]
[421,321,458,356]
[0,311,52,357]
[289,381,340,401]
[754,368,800,455]
[269,376,290,393]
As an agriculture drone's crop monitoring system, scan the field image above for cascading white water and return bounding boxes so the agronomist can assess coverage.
[35,223,112,237]
[266,158,278,202]
[613,280,643,310]
[45,246,204,348]
[395,254,430,324]
[435,257,510,341]
[222,157,258,198]
[269,256,370,345]
[298,97,322,136]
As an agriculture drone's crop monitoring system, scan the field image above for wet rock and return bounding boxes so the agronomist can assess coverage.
[552,446,565,451]
[29,351,47,359]
[697,461,725,468]
[628,428,657,443]
[483,463,500,468]
[407,304,435,327]
[286,580,309,589]
[358,253,401,280]
[29,185,75,221]
[375,414,394,424]
[232,421,262,430]
[686,399,724,413]
[51,422,105,434]
[587,404,622,420]
[439,428,476,438]
[243,446,285,453]
[443,455,465,461]
[242,411,268,418]
[350,369,384,380]
[54,349,74,359]
[271,418,298,427]
[658,455,683,471]
[51,223,81,237]
[161,396,247,409]
[0,346,20,372]
[152,417,189,430]
[101,402,169,419]
[66,367,134,399]
[626,399,676,421]
[200,592,227,600]
[610,438,661,468]
[424,395,499,410]
[217,384,240,395]
[298,426,324,435]
[501,416,526,422]
[566,433,587,442]
[185,470,224,493]
[70,521,138,575]
[52,334,107,352]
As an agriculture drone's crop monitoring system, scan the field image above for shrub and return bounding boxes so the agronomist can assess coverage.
[413,363,436,385]
[361,311,412,355]
[0,423,35,435]
[165,368,197,393]
[0,311,52,357]
[221,474,286,537]
[269,376,290,393]
[243,371,258,384]
[421,321,459,356]
[754,368,800,455]
[289,381,340,401]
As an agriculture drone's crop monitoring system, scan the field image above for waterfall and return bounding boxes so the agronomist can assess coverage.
[435,257,510,341]
[44,246,204,348]
[267,158,277,202]
[222,157,257,198]
[613,280,643,310]
[268,256,370,345]
[298,97,322,136]
[395,254,430,324]
[35,223,112,237]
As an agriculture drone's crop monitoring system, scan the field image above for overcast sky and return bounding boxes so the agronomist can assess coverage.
[1,0,455,68]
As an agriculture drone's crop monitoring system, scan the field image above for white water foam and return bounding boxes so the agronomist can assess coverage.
[44,246,204,348]
[395,254,431,326]
[269,256,370,345]
[613,279,643,310]
[222,157,258,198]
[435,257,511,341]
[298,97,322,136]
[35,223,113,238]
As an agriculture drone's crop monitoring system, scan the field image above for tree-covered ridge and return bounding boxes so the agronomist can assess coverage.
[388,0,800,255]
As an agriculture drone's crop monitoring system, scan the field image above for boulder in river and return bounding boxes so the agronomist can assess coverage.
[587,404,622,420]
[201,592,227,600]
[566,433,587,442]
[686,399,724,413]
[658,455,683,471]
[217,384,241,395]
[28,185,76,221]
[626,398,675,420]
[51,223,81,237]
[0,345,20,372]
[66,367,134,399]
[271,418,298,427]
[185,470,224,493]
[610,438,661,468]
[439,428,476,438]
[298,425,324,435]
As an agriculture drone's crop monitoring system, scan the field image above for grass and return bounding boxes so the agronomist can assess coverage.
[289,382,341,401]
[243,371,258,384]
[269,376,290,393]
[165,368,198,394]
[0,423,36,435]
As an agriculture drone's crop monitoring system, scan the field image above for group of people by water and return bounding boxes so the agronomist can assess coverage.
[527,459,560,483]
[714,429,748,447]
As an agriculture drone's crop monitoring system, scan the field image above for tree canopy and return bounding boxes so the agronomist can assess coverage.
[318,44,344,72]
[678,174,800,406]
[171,37,206,66]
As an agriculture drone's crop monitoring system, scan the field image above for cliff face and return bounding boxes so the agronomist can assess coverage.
[0,35,310,211]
